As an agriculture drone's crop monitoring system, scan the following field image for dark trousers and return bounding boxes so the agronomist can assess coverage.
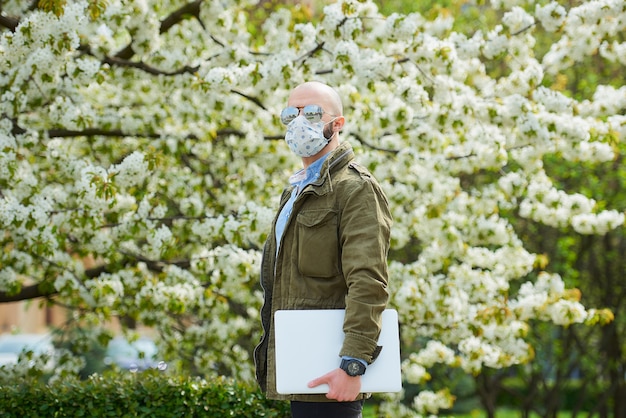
[290,400,363,418]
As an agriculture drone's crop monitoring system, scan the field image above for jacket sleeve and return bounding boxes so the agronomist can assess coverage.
[338,163,392,364]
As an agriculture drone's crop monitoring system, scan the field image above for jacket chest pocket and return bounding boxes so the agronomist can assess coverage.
[296,209,340,278]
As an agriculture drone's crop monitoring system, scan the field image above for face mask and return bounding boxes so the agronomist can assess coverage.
[284,115,334,157]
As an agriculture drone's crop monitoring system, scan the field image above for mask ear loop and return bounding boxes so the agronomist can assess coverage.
[323,118,337,140]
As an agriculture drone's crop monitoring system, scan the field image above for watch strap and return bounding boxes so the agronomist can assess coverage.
[340,358,366,376]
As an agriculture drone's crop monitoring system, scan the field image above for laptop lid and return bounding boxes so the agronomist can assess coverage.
[274,308,402,395]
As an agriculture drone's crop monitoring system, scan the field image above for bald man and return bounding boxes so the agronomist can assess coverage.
[254,81,392,418]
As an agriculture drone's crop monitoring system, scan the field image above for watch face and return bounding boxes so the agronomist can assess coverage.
[347,361,363,376]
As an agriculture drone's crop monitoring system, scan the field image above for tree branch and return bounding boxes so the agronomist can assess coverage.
[161,0,204,33]
[0,0,37,31]
[351,132,400,154]
[0,14,19,31]
[117,249,191,272]
[44,127,252,141]
[103,55,199,76]
[295,42,326,63]
[46,128,201,140]
[115,0,205,60]
[0,283,51,303]
[0,265,107,303]
[47,128,159,138]
[231,89,267,111]
[511,23,535,37]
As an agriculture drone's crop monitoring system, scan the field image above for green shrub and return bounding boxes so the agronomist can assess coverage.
[0,371,290,418]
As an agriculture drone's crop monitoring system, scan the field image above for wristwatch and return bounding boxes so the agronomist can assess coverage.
[340,358,366,377]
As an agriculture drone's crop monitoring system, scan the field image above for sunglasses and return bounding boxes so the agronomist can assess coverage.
[280,104,332,125]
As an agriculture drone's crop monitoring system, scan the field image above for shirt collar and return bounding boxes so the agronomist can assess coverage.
[289,153,330,185]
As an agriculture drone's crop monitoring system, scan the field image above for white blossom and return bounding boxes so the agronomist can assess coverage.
[535,2,567,32]
[110,151,150,189]
[502,7,535,34]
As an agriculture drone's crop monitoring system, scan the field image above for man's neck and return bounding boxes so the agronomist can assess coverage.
[301,138,339,169]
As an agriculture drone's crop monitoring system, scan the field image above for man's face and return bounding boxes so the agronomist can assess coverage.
[287,87,335,125]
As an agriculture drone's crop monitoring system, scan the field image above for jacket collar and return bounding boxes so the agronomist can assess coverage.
[321,141,354,175]
[309,141,354,195]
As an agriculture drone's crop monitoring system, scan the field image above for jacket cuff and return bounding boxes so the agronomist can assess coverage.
[340,333,383,364]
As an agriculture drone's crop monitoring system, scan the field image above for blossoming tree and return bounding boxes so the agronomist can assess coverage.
[1,0,624,414]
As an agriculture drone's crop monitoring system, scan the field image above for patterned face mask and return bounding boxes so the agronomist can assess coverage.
[284,115,334,157]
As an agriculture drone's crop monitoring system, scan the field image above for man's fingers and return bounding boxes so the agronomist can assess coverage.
[307,378,321,388]
[307,371,332,388]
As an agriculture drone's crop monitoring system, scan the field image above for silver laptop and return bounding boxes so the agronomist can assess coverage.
[274,309,402,394]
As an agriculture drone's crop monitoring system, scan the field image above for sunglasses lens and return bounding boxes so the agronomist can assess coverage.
[280,105,325,125]
[280,107,300,125]
[303,105,323,123]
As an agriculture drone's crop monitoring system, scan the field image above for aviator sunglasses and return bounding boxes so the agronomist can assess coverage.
[280,104,335,125]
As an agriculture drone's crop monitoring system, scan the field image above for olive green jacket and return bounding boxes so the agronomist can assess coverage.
[254,142,393,402]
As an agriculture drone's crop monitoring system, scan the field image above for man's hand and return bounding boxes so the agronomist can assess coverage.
[307,368,361,401]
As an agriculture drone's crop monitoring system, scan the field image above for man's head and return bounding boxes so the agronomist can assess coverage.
[283,81,345,164]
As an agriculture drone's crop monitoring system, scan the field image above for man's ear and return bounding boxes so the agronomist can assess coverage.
[333,116,345,132]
